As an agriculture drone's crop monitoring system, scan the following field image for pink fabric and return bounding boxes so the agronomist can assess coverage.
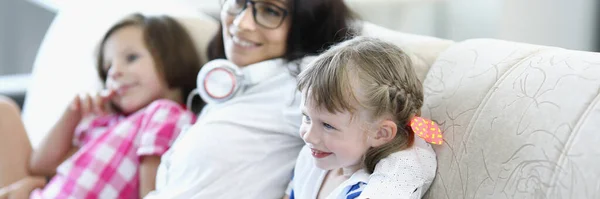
[30,99,196,199]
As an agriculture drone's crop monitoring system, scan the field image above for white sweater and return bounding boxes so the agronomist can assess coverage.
[147,58,308,199]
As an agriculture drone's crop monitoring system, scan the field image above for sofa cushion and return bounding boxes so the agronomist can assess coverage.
[21,0,219,148]
[422,38,600,198]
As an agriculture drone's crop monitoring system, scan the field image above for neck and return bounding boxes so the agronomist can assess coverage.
[341,164,362,178]
[164,88,183,105]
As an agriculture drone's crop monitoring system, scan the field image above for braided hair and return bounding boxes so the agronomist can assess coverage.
[297,36,423,173]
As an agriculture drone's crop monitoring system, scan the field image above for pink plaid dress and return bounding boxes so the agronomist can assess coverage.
[30,99,196,199]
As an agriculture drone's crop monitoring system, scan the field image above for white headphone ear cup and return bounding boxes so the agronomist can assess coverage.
[197,59,244,104]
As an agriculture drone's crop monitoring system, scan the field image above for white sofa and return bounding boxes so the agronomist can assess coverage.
[22,1,600,198]
[422,39,600,198]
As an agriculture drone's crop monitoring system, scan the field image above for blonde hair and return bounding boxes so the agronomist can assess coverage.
[297,36,424,173]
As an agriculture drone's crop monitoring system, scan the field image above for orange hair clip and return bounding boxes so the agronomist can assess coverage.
[410,117,443,145]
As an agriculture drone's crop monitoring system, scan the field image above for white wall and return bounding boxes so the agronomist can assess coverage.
[500,0,598,51]
[426,0,598,51]
[10,0,600,75]
[438,0,504,40]
[346,0,440,36]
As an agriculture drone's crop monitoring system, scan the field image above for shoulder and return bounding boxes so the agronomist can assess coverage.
[144,99,187,113]
[143,99,194,117]
[361,138,437,198]
[140,99,195,125]
[375,139,437,181]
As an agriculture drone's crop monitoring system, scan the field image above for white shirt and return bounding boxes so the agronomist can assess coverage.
[290,134,437,199]
[147,58,310,199]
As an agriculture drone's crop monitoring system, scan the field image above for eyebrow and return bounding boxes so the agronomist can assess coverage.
[119,46,136,54]
[265,0,287,7]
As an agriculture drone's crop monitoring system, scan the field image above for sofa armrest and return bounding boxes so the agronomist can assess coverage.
[0,74,31,109]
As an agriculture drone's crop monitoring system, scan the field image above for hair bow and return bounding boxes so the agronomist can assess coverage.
[410,117,443,145]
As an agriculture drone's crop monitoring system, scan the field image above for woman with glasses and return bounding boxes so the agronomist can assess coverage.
[146,0,356,198]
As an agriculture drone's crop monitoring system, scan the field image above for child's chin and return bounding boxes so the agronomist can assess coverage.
[116,102,141,115]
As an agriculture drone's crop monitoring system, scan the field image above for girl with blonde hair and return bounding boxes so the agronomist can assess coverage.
[288,36,442,199]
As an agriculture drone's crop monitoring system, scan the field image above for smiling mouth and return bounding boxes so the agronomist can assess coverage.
[311,148,333,159]
[232,36,260,48]
[111,84,134,95]
[116,86,129,95]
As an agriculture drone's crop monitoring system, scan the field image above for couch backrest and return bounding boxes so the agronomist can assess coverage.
[422,38,600,198]
[359,21,453,81]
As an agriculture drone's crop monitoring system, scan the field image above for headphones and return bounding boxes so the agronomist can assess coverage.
[196,59,244,104]
[187,58,286,107]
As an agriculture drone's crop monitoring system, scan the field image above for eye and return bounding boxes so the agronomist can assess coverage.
[126,53,139,63]
[323,123,336,130]
[257,3,283,17]
[264,6,282,17]
[302,113,311,123]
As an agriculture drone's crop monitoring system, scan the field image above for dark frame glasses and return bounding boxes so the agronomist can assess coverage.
[223,0,289,29]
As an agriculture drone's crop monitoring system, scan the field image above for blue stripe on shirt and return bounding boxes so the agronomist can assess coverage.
[346,182,367,199]
[290,189,295,199]
[290,181,366,199]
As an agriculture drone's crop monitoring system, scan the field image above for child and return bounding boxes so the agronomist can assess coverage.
[286,36,442,199]
[0,13,200,198]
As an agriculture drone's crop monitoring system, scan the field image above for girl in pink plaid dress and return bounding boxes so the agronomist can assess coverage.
[0,13,200,199]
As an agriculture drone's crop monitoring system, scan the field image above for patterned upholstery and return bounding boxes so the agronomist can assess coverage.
[422,39,600,199]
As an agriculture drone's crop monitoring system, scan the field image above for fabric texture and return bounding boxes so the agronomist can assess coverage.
[421,39,600,198]
[30,99,195,199]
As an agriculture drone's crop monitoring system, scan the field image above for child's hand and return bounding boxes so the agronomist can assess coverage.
[69,89,117,117]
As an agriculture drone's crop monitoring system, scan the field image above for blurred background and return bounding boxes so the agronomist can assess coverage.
[0,0,598,76]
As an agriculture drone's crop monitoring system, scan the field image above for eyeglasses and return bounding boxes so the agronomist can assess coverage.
[223,0,289,29]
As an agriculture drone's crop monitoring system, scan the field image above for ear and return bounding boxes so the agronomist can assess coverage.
[369,120,397,147]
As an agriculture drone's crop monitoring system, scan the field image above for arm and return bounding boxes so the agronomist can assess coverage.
[28,104,81,176]
[139,155,161,198]
[136,100,195,198]
[29,91,115,176]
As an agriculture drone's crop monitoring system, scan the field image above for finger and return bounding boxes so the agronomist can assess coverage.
[69,95,81,111]
[80,93,93,116]
[100,89,117,101]
[100,89,117,114]
[76,93,86,115]
[92,92,105,115]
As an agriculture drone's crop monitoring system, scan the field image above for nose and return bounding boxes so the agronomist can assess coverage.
[301,124,320,145]
[107,62,123,79]
[232,3,257,31]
